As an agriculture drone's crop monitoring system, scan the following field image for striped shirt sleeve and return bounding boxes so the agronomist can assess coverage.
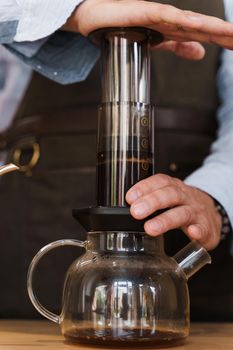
[0,0,99,84]
[185,0,233,237]
[0,0,83,43]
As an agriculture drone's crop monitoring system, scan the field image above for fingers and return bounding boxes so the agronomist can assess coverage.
[126,174,222,250]
[183,10,233,36]
[153,41,205,60]
[147,3,233,48]
[148,4,233,36]
[144,205,193,235]
[186,224,205,241]
[126,173,182,204]
[165,31,233,50]
[187,223,220,251]
[130,185,186,219]
[144,206,218,251]
[147,3,202,29]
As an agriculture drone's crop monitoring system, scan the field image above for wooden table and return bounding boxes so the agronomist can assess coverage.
[0,320,232,350]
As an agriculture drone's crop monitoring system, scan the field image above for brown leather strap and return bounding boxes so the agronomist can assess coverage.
[154,107,217,134]
[0,105,98,150]
[0,107,216,150]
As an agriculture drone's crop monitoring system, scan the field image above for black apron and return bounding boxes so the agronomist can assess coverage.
[1,0,232,321]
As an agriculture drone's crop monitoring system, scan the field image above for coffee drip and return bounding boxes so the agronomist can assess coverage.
[27,27,212,347]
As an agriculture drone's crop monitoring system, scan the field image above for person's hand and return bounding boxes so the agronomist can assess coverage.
[63,0,233,60]
[126,174,222,250]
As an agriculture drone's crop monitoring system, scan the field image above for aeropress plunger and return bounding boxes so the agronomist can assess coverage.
[73,27,163,229]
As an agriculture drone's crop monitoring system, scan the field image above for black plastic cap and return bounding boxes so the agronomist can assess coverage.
[72,206,148,232]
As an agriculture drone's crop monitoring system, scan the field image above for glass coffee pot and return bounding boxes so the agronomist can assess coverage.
[27,28,211,346]
[28,232,210,346]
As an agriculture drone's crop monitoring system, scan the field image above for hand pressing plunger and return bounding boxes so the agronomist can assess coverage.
[63,0,233,59]
[63,0,230,251]
[126,174,222,251]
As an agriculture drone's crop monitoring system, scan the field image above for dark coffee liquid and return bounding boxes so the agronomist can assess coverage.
[64,327,186,347]
[97,151,153,206]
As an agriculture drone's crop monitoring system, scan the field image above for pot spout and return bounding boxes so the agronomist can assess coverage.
[173,241,211,279]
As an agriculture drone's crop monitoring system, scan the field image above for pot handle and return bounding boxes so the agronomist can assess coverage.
[27,239,86,324]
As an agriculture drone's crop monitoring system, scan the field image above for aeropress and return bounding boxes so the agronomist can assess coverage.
[27,27,211,346]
